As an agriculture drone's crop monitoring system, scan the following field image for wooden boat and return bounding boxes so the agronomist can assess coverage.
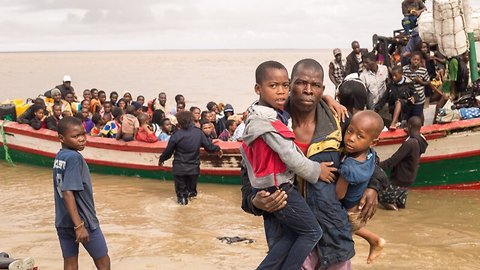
[1,118,480,189]
[0,120,243,185]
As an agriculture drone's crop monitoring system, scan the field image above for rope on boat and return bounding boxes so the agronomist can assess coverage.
[1,116,15,166]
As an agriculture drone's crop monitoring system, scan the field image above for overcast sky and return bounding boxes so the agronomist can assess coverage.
[0,0,479,51]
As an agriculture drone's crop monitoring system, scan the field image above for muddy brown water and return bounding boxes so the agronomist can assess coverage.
[1,161,479,270]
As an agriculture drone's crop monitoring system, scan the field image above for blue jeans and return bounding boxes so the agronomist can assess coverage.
[258,184,323,270]
[402,15,417,34]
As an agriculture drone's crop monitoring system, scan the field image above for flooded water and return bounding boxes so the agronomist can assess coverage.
[1,161,480,270]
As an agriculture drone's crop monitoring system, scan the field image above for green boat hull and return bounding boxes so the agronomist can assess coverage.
[0,147,241,185]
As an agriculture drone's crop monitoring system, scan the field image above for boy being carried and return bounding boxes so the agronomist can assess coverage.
[336,110,386,264]
[241,61,335,270]
[379,116,428,210]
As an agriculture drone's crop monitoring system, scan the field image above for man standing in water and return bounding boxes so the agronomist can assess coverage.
[242,59,384,269]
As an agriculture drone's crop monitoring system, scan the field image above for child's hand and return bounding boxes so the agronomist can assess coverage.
[75,226,89,244]
[414,76,423,83]
[408,96,415,104]
[217,149,223,158]
[319,162,337,183]
[158,160,164,166]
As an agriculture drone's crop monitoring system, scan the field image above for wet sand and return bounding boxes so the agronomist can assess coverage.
[1,161,480,270]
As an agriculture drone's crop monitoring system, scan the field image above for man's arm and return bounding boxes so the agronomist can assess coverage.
[240,165,287,215]
[322,95,349,123]
[158,135,177,164]
[357,164,388,221]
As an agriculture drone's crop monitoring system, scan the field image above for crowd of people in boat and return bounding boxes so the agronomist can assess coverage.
[326,0,480,130]
[330,39,479,130]
[15,77,245,144]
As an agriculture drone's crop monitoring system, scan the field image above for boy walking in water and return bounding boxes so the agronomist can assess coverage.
[336,110,386,264]
[379,116,428,210]
[53,117,110,270]
[241,61,335,270]
[158,111,223,205]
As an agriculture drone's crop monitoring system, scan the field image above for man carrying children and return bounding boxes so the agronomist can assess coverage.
[242,59,386,269]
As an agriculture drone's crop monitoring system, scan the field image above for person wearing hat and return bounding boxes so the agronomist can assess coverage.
[44,75,76,99]
[215,103,234,135]
[329,48,346,90]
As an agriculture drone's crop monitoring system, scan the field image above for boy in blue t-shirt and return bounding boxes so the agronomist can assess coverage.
[53,116,110,270]
[336,110,386,264]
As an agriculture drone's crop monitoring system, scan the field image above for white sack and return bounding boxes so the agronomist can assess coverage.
[433,0,468,58]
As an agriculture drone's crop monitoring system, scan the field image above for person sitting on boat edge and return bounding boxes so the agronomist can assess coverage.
[158,111,223,205]
[336,110,386,264]
[53,116,111,270]
[46,103,63,131]
[374,65,418,130]
[15,98,47,125]
[379,116,428,210]
[30,104,47,130]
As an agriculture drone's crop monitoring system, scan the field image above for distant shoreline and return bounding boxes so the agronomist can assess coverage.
[0,48,347,54]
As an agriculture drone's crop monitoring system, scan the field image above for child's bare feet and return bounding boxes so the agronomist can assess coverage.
[367,238,386,264]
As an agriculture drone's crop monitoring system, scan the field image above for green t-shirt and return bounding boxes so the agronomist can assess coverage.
[441,58,459,94]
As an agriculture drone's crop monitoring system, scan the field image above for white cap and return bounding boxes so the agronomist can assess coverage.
[63,75,72,82]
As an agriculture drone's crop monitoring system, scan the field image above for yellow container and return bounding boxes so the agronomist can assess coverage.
[16,103,31,117]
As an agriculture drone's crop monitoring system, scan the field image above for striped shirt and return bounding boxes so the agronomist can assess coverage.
[402,65,429,105]
[330,59,346,85]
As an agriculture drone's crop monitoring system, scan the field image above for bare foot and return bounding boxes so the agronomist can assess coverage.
[367,238,386,264]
